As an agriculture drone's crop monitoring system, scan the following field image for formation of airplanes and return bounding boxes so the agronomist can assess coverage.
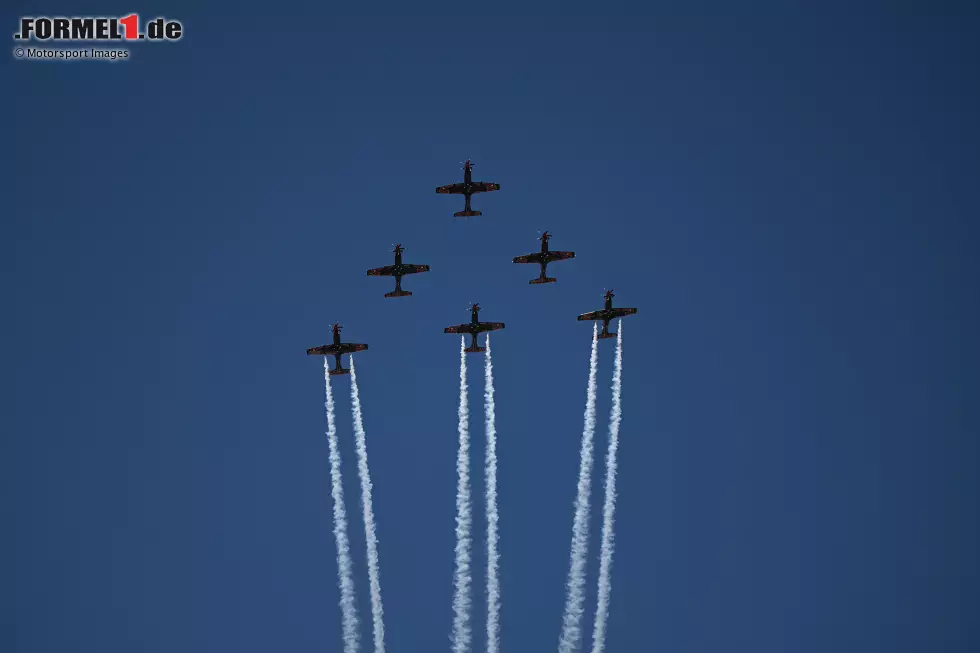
[307,160,637,367]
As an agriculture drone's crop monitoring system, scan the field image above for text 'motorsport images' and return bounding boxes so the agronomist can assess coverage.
[12,14,183,61]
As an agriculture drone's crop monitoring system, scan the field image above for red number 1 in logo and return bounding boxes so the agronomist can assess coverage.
[119,14,139,39]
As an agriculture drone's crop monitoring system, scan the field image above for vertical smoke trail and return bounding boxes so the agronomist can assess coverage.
[349,357,386,653]
[451,337,473,653]
[323,360,360,653]
[484,335,501,653]
[590,325,623,653]
[558,323,600,653]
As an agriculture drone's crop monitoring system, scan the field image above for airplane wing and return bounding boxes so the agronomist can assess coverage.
[367,265,396,276]
[401,264,431,275]
[445,324,475,334]
[339,343,369,354]
[545,251,576,262]
[307,345,338,355]
[469,182,501,194]
[436,183,467,194]
[477,321,505,332]
[577,310,605,322]
[513,252,543,264]
[611,308,637,318]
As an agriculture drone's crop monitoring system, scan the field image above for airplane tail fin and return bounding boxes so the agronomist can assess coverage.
[384,289,413,298]
[454,209,482,218]
[597,330,617,340]
[329,366,351,376]
[529,276,557,285]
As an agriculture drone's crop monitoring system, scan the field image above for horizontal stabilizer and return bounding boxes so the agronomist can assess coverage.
[597,331,617,340]
[464,345,487,353]
[454,209,483,218]
[384,289,413,298]
[329,367,351,376]
[529,276,557,285]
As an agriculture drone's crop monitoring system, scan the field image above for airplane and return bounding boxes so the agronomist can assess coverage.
[444,303,505,353]
[435,160,501,218]
[512,231,576,284]
[306,323,368,375]
[577,289,637,339]
[366,244,431,298]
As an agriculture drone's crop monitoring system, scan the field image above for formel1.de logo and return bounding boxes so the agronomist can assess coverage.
[13,15,183,42]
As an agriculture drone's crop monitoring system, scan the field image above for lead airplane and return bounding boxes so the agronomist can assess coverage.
[444,303,505,353]
[306,323,368,375]
[577,289,637,339]
[512,231,576,284]
[435,160,500,218]
[366,244,431,298]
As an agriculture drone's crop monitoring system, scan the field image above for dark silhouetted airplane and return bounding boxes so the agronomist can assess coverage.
[307,323,368,375]
[512,231,576,284]
[366,244,431,298]
[577,290,637,339]
[436,160,500,218]
[444,303,505,353]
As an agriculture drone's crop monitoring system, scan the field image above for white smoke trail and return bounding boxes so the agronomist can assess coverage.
[349,357,386,653]
[451,337,473,653]
[590,325,623,653]
[484,335,501,653]
[558,322,600,653]
[323,360,360,653]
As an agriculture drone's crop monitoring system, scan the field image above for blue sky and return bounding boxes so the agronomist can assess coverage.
[5,2,979,652]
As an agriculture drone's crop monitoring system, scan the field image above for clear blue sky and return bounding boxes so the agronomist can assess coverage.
[5,2,978,652]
